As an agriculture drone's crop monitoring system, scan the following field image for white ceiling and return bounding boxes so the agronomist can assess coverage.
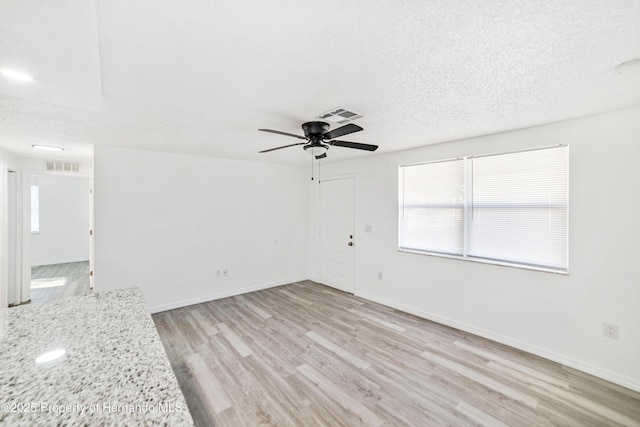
[1,0,640,165]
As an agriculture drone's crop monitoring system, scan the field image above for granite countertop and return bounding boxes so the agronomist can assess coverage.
[0,288,193,426]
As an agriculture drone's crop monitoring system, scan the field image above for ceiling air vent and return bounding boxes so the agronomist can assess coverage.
[318,107,363,124]
[44,160,81,173]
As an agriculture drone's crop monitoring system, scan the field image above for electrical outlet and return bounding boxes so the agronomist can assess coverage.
[222,269,229,277]
[603,323,619,340]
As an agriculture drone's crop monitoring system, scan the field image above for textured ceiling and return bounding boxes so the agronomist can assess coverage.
[1,0,640,165]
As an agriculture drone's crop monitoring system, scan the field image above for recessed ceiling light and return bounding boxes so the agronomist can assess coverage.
[35,349,66,364]
[32,144,64,152]
[614,58,640,75]
[1,68,34,82]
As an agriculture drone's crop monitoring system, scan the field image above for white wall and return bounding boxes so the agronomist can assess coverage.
[93,146,309,312]
[310,106,640,391]
[30,175,90,266]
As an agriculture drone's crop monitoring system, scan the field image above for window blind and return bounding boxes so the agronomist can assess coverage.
[399,145,568,272]
[399,158,465,256]
[467,146,568,270]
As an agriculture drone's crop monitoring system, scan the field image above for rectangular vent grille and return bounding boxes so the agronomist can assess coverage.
[318,107,363,124]
[45,160,81,173]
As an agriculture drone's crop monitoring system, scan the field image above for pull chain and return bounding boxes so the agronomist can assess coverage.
[310,155,323,181]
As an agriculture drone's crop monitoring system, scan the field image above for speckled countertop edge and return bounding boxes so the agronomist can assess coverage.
[0,288,194,426]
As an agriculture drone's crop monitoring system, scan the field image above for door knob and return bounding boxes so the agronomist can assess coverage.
[348,242,353,246]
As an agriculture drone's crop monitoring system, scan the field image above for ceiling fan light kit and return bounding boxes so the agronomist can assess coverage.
[303,144,328,159]
[258,120,378,160]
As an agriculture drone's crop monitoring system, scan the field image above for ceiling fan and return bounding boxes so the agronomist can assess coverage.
[258,121,378,159]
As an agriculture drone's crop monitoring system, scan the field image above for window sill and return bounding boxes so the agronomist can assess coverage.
[398,247,569,275]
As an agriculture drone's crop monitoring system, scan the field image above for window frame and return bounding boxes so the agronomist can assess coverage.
[398,145,569,274]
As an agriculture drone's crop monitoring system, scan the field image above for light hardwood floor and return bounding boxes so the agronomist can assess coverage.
[30,261,91,303]
[153,281,640,427]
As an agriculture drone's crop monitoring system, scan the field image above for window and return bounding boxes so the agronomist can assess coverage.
[31,185,40,234]
[399,145,569,273]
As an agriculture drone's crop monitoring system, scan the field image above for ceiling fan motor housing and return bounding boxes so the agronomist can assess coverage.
[302,121,330,139]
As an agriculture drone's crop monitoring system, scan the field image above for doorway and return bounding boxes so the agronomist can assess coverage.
[29,174,92,303]
[319,176,355,293]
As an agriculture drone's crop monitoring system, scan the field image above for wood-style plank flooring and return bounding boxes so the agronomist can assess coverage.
[153,281,640,426]
[30,261,91,303]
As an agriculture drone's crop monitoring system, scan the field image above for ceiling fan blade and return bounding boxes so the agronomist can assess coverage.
[259,142,307,153]
[328,140,378,151]
[258,129,306,140]
[322,123,363,140]
[315,152,327,160]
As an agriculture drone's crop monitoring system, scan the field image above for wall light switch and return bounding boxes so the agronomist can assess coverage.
[365,225,372,233]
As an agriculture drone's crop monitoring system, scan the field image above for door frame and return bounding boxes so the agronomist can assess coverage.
[317,173,357,294]
[0,164,9,307]
[7,170,22,305]
[0,166,26,306]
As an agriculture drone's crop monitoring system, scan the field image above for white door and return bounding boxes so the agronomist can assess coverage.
[319,177,354,293]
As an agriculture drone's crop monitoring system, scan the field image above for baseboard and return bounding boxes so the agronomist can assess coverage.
[356,290,640,393]
[148,276,308,314]
[31,258,90,267]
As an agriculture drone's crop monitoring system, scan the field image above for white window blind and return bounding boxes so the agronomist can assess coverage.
[468,147,568,270]
[399,145,568,273]
[399,159,465,256]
